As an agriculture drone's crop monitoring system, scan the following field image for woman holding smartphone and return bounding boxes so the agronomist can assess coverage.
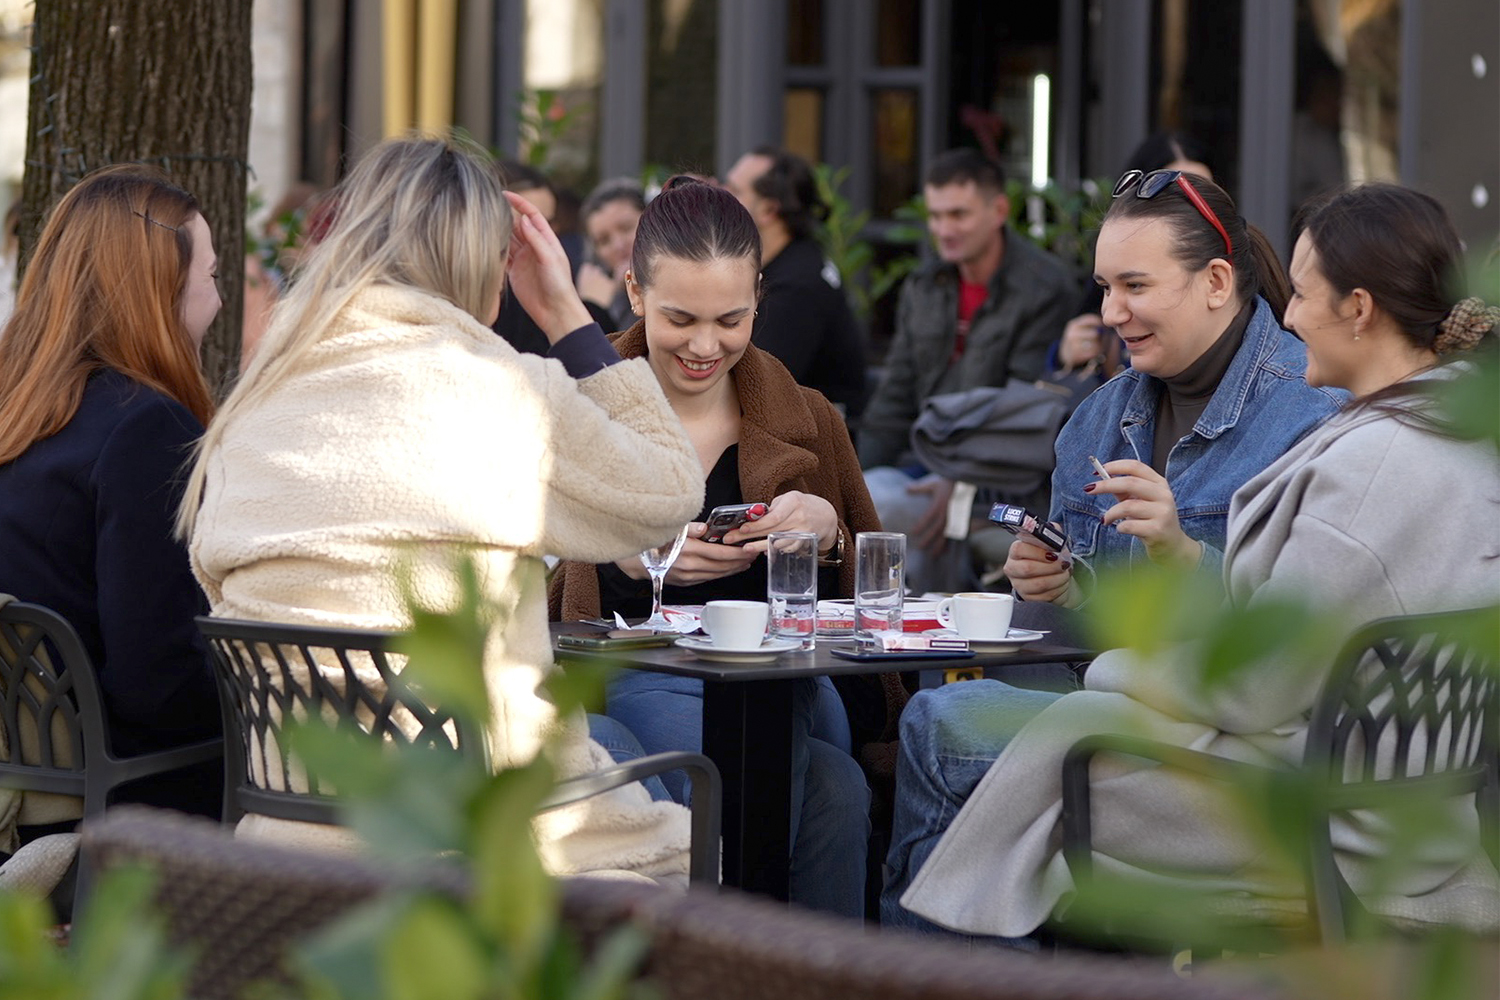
[551,177,879,918]
[887,183,1498,939]
[883,169,1345,935]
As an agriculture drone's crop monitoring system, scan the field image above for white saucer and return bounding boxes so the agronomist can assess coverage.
[924,628,1047,653]
[676,636,803,662]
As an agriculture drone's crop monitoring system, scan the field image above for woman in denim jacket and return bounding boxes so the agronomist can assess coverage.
[881,171,1344,937]
[1006,172,1344,611]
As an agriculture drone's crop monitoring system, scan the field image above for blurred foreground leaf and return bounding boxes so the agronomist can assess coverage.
[1435,347,1499,448]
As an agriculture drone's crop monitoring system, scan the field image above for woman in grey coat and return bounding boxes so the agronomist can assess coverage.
[887,183,1500,939]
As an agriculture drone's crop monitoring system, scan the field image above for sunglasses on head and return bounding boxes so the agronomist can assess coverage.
[1112,169,1233,259]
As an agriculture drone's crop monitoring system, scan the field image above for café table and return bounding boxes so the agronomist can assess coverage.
[552,624,1092,902]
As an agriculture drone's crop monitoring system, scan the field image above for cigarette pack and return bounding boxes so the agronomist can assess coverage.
[875,632,970,652]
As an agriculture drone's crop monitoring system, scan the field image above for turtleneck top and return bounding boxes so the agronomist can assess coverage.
[1151,299,1255,472]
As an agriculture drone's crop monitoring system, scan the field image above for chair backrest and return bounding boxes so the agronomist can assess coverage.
[0,599,111,802]
[1304,607,1498,794]
[196,616,484,825]
[1303,607,1499,939]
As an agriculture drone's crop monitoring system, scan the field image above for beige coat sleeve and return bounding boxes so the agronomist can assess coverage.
[533,357,704,564]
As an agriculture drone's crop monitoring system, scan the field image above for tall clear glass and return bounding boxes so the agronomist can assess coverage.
[638,523,691,630]
[767,531,818,650]
[854,531,905,648]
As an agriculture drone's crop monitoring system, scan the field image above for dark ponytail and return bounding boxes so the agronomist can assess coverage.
[1245,223,1290,318]
[629,174,761,289]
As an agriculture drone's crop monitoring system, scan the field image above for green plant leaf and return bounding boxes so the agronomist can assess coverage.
[383,897,489,1000]
[1434,350,1500,448]
[545,660,614,717]
[68,866,193,1000]
[568,924,652,1000]
[1196,597,1332,693]
[1411,927,1482,1000]
[469,758,559,961]
[1063,869,1298,954]
[299,893,417,999]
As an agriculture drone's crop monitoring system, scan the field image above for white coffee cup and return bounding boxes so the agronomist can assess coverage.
[700,600,770,649]
[936,592,1014,640]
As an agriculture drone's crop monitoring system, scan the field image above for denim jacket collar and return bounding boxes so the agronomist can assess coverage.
[1117,297,1287,441]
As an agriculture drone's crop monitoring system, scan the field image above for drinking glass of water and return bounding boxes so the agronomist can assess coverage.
[638,523,691,630]
[854,531,905,648]
[767,531,818,650]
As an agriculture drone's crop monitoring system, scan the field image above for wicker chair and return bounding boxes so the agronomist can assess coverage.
[84,806,1286,1000]
[197,616,720,883]
[1061,607,1500,944]
[0,597,223,903]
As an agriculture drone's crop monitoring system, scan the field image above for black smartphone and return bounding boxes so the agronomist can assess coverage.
[989,503,1073,563]
[830,648,976,662]
[702,502,769,544]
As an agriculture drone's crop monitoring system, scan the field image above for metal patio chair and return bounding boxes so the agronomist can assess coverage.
[197,616,720,884]
[0,597,223,905]
[1061,606,1499,945]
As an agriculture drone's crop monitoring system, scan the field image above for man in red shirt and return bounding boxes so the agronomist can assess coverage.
[859,150,1077,591]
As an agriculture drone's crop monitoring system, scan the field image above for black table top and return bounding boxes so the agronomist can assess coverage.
[550,623,1091,682]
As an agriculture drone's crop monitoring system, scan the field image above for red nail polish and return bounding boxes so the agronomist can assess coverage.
[1044,552,1059,562]
[1082,483,1096,493]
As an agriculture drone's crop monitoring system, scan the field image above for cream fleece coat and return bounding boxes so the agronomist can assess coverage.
[903,369,1500,935]
[190,283,705,881]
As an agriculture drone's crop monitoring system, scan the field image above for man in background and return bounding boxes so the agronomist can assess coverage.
[725,146,868,421]
[859,149,1076,591]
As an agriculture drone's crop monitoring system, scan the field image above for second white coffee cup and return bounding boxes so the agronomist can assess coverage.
[700,600,770,649]
[936,592,1014,640]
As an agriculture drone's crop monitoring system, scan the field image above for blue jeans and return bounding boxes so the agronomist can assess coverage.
[587,712,672,802]
[606,670,869,918]
[880,680,1062,942]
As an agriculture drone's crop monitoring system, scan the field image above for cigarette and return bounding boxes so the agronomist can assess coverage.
[1088,455,1112,479]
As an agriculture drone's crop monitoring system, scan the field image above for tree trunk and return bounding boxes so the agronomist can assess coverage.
[20,0,254,396]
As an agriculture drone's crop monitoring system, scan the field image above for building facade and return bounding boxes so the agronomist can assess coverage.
[249,0,1496,272]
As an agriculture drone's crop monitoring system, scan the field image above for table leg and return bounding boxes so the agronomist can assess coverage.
[701,677,794,901]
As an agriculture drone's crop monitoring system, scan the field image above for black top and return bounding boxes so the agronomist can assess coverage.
[599,445,767,619]
[598,443,843,622]
[753,237,868,420]
[0,369,221,815]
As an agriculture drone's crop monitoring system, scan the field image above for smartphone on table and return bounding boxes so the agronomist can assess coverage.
[556,629,678,651]
[702,502,769,544]
[989,503,1073,566]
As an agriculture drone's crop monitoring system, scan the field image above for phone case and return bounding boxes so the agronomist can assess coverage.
[702,502,769,543]
[829,648,976,662]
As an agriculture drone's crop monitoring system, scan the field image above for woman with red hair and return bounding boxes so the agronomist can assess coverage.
[0,166,225,856]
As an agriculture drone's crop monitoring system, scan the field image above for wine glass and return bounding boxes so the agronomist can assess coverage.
[638,523,691,631]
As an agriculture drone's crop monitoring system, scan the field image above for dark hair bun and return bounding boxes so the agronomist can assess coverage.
[661,174,711,193]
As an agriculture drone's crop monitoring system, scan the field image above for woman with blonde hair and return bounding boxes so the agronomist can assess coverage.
[180,134,705,881]
[0,166,225,855]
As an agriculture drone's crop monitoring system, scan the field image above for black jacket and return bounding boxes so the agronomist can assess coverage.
[753,236,868,420]
[0,370,221,815]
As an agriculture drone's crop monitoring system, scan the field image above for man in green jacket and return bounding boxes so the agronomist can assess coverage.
[859,149,1077,591]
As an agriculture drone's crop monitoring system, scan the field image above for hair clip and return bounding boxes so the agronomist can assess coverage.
[133,209,180,233]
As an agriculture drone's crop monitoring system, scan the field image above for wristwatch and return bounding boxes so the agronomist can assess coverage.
[817,527,845,567]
